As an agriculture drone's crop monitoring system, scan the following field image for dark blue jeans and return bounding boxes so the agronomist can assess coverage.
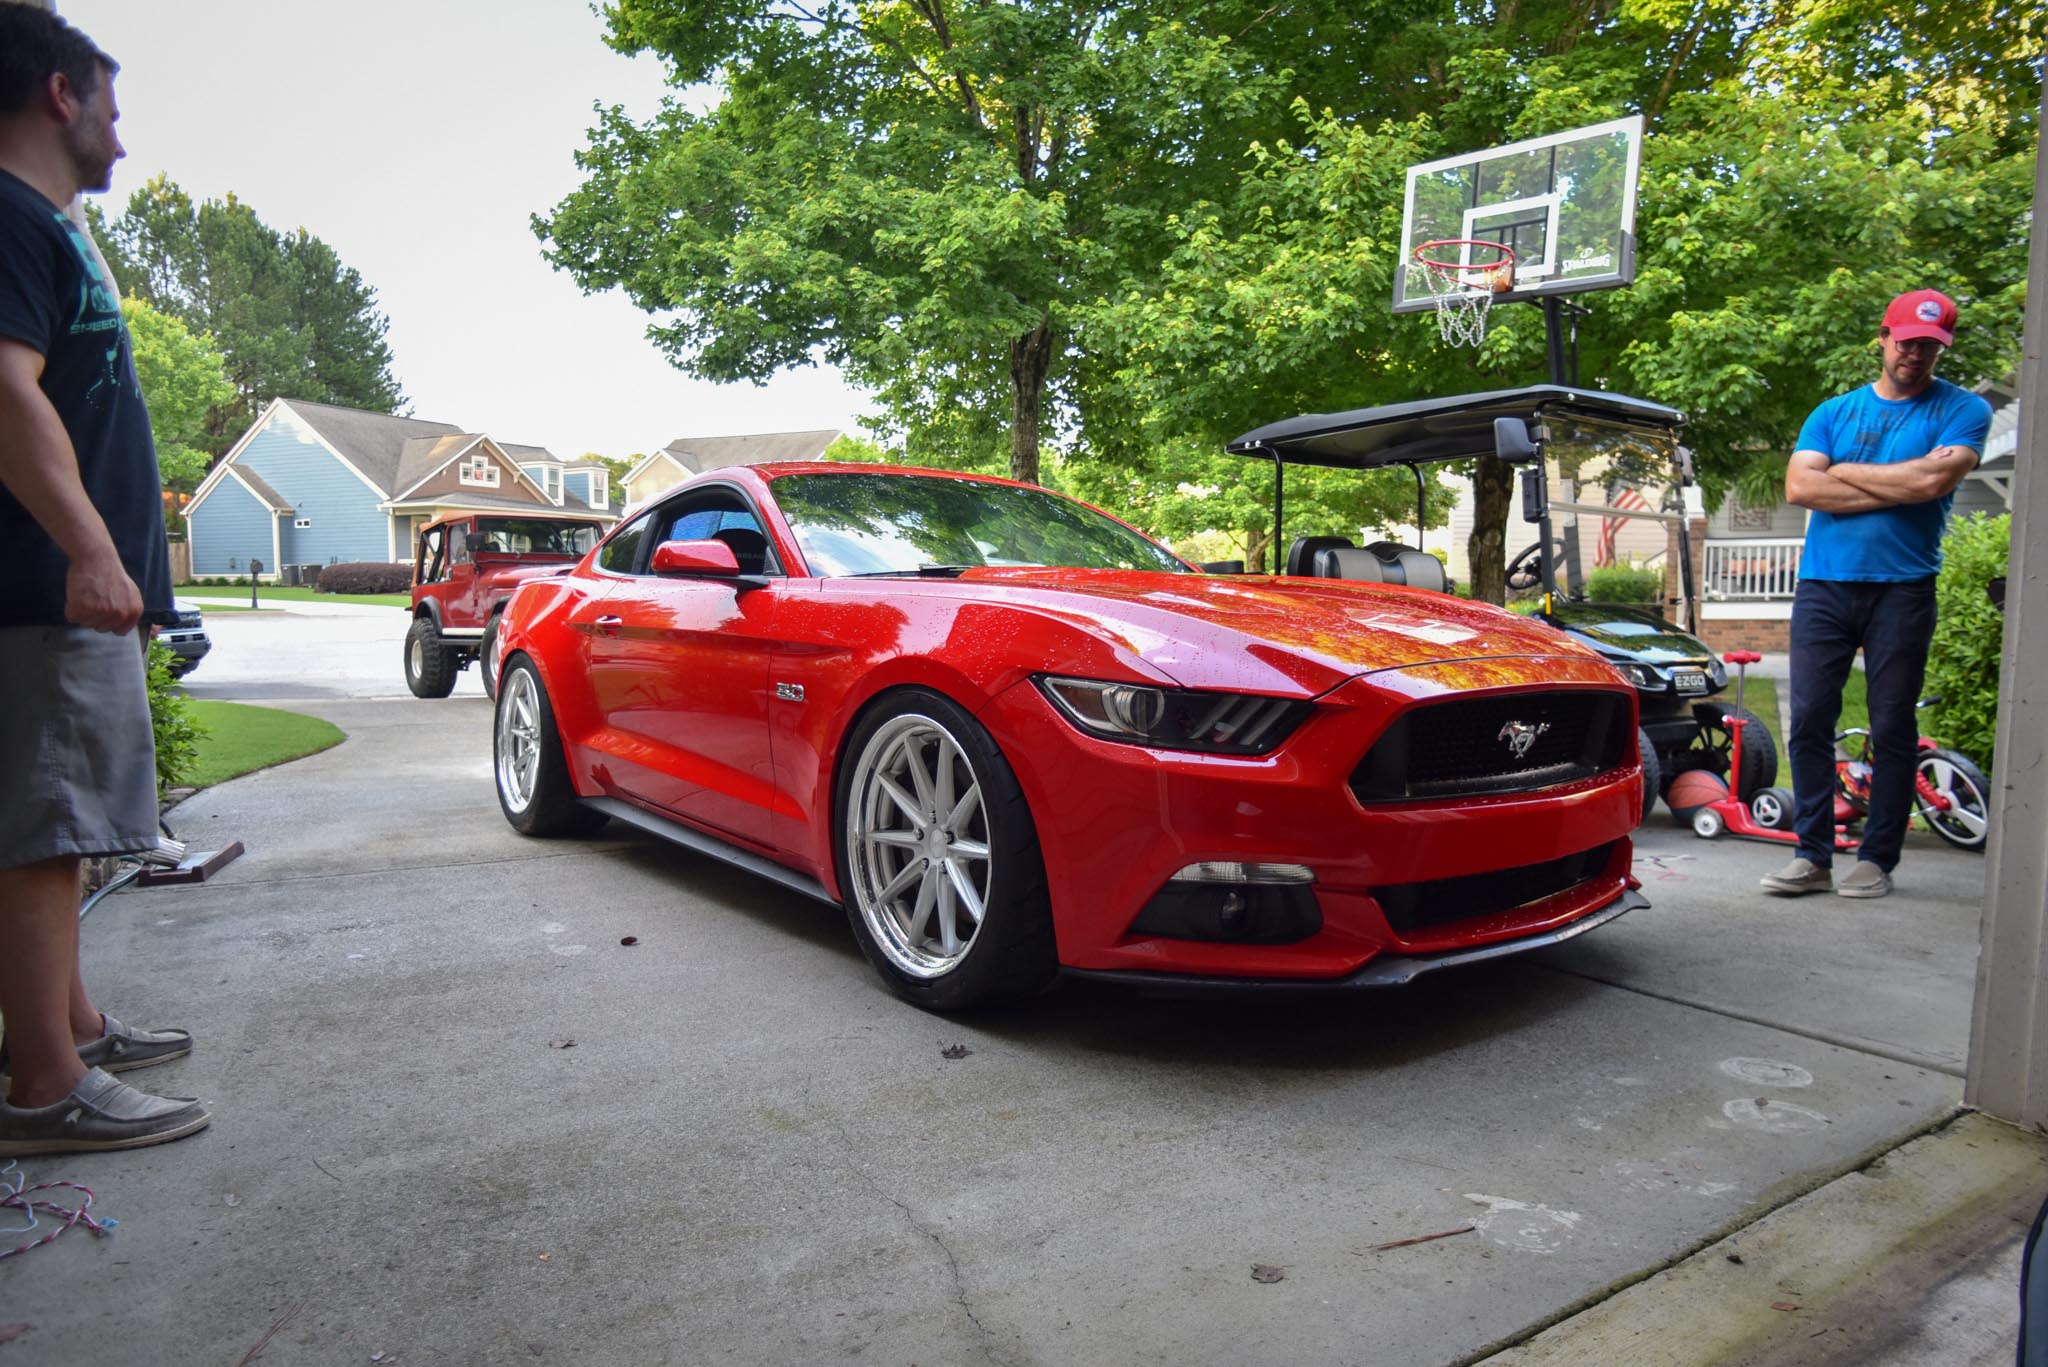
[1788,578,1937,870]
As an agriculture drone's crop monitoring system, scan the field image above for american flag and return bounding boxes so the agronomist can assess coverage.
[1598,485,1650,566]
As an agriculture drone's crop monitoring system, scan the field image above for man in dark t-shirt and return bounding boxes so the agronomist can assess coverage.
[0,8,209,1156]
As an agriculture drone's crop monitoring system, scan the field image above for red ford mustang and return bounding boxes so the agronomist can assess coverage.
[491,462,1646,1010]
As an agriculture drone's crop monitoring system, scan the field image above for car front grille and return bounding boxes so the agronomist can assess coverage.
[1351,690,1630,802]
[1374,842,1621,934]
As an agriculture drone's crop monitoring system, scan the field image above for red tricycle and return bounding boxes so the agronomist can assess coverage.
[1687,651,1858,850]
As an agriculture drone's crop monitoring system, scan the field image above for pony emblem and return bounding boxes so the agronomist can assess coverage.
[1498,719,1551,760]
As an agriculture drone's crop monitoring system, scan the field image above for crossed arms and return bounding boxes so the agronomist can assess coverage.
[1785,444,1979,515]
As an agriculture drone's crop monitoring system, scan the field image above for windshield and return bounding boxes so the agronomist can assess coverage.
[471,519,603,555]
[772,472,1190,576]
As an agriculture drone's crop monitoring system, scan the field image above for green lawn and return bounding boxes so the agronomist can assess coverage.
[1726,670,1869,782]
[185,701,345,788]
[178,585,409,608]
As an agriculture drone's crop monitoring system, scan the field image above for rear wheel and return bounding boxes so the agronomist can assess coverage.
[404,616,457,698]
[1750,786,1794,830]
[1914,749,1991,851]
[494,657,606,836]
[480,612,505,702]
[1692,806,1726,839]
[834,689,1056,1011]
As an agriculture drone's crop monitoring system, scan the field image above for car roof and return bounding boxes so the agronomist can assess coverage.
[1224,385,1685,469]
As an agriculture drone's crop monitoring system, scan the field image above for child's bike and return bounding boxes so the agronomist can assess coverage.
[1833,698,1992,852]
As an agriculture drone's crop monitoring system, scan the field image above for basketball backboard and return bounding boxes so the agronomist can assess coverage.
[1394,115,1644,315]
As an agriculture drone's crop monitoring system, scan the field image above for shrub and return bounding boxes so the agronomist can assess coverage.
[146,641,203,797]
[1926,512,2008,769]
[1585,563,1663,604]
[316,561,412,594]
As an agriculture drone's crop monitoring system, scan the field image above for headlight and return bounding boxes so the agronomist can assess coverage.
[1614,663,1662,689]
[1708,658,1727,687]
[1036,677,1310,755]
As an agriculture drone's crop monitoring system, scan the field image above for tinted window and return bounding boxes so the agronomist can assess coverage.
[473,518,603,554]
[599,511,653,573]
[771,472,1188,576]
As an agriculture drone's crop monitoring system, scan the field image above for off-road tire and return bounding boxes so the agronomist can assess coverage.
[404,616,457,698]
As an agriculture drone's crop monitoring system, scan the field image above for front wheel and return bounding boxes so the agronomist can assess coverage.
[404,616,457,698]
[494,657,606,837]
[1692,806,1726,839]
[834,689,1056,1011]
[1915,749,1992,851]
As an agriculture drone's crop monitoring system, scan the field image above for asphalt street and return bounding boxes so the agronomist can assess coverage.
[3,601,2034,1365]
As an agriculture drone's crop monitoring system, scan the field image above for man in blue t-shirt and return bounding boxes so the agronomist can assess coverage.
[1760,289,1993,899]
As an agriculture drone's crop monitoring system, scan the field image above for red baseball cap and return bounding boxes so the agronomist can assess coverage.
[1882,289,1958,346]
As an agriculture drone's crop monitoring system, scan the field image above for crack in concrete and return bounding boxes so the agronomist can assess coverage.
[813,1104,1016,1367]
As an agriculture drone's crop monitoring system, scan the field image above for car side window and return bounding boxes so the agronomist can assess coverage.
[451,525,472,567]
[599,510,654,574]
[648,491,777,575]
[419,527,447,584]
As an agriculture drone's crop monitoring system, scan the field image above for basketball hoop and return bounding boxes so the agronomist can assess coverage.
[1412,239,1516,348]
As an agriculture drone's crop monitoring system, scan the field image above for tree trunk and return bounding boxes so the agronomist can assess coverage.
[1467,455,1516,605]
[1008,317,1053,486]
[1245,524,1271,575]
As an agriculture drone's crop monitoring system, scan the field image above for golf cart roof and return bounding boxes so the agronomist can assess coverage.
[1224,385,1685,470]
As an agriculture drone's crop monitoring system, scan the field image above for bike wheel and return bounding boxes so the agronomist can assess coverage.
[1915,749,1992,851]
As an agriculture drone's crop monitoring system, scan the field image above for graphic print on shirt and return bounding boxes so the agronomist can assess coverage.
[56,213,132,409]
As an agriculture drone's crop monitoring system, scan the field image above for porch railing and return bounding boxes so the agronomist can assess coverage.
[1703,537,1803,600]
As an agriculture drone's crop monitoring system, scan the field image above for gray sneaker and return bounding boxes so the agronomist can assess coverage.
[1761,857,1833,895]
[0,1013,192,1079]
[0,1068,210,1157]
[1838,862,1893,899]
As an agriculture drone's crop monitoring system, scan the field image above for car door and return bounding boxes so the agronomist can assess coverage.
[583,487,783,849]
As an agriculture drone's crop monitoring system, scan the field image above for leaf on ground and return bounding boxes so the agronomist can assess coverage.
[548,1039,575,1050]
[620,936,639,946]
[1251,1264,1286,1283]
[0,1325,28,1345]
[1771,1301,1801,1312]
[940,1044,972,1060]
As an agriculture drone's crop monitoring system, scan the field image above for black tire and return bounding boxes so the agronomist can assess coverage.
[404,616,457,698]
[493,656,607,837]
[480,612,504,702]
[1636,727,1661,825]
[833,688,1057,1011]
[1914,748,1991,852]
[1692,702,1777,802]
[1750,786,1795,830]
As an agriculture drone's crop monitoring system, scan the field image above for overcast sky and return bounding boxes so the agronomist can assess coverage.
[62,0,871,463]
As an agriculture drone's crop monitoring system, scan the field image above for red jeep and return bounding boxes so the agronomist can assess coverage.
[405,513,605,698]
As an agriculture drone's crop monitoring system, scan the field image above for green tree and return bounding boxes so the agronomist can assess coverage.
[93,177,405,450]
[1076,0,2037,596]
[123,297,234,495]
[538,1,1307,487]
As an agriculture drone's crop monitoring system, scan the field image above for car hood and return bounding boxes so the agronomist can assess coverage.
[476,558,578,584]
[927,569,1604,696]
[1543,600,1712,665]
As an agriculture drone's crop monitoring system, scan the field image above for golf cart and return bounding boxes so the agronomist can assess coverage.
[1224,383,1778,823]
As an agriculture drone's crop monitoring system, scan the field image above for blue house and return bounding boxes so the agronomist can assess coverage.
[185,399,618,580]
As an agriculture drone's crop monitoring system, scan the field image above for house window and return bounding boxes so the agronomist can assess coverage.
[458,455,500,488]
[592,473,608,509]
[294,517,312,529]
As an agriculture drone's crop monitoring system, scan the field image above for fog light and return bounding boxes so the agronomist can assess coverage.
[1129,869,1321,945]
[1169,861,1315,886]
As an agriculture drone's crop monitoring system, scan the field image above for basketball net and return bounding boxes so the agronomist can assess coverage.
[1413,240,1516,348]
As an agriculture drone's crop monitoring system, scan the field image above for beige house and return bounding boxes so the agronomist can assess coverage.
[622,429,842,508]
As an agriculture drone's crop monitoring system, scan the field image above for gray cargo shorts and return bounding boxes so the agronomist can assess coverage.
[0,625,159,868]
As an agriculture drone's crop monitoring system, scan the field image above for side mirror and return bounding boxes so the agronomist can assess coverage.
[650,538,742,576]
[1520,466,1549,524]
[464,531,486,554]
[1493,417,1542,464]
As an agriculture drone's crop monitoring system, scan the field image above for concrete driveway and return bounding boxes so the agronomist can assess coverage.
[5,605,2035,1365]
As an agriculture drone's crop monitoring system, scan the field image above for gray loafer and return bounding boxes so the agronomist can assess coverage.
[0,1068,210,1157]
[0,1013,192,1079]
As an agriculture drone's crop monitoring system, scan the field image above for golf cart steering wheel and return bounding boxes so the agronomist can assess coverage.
[1505,540,1566,594]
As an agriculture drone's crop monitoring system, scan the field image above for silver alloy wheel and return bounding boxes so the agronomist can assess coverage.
[496,667,542,815]
[408,633,424,678]
[846,713,992,979]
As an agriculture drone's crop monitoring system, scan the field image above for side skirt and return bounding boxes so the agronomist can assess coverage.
[581,796,838,909]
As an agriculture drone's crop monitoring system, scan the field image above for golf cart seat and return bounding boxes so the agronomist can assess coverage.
[1284,536,1450,593]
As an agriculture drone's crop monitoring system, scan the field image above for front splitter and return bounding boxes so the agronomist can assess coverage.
[1061,887,1649,994]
